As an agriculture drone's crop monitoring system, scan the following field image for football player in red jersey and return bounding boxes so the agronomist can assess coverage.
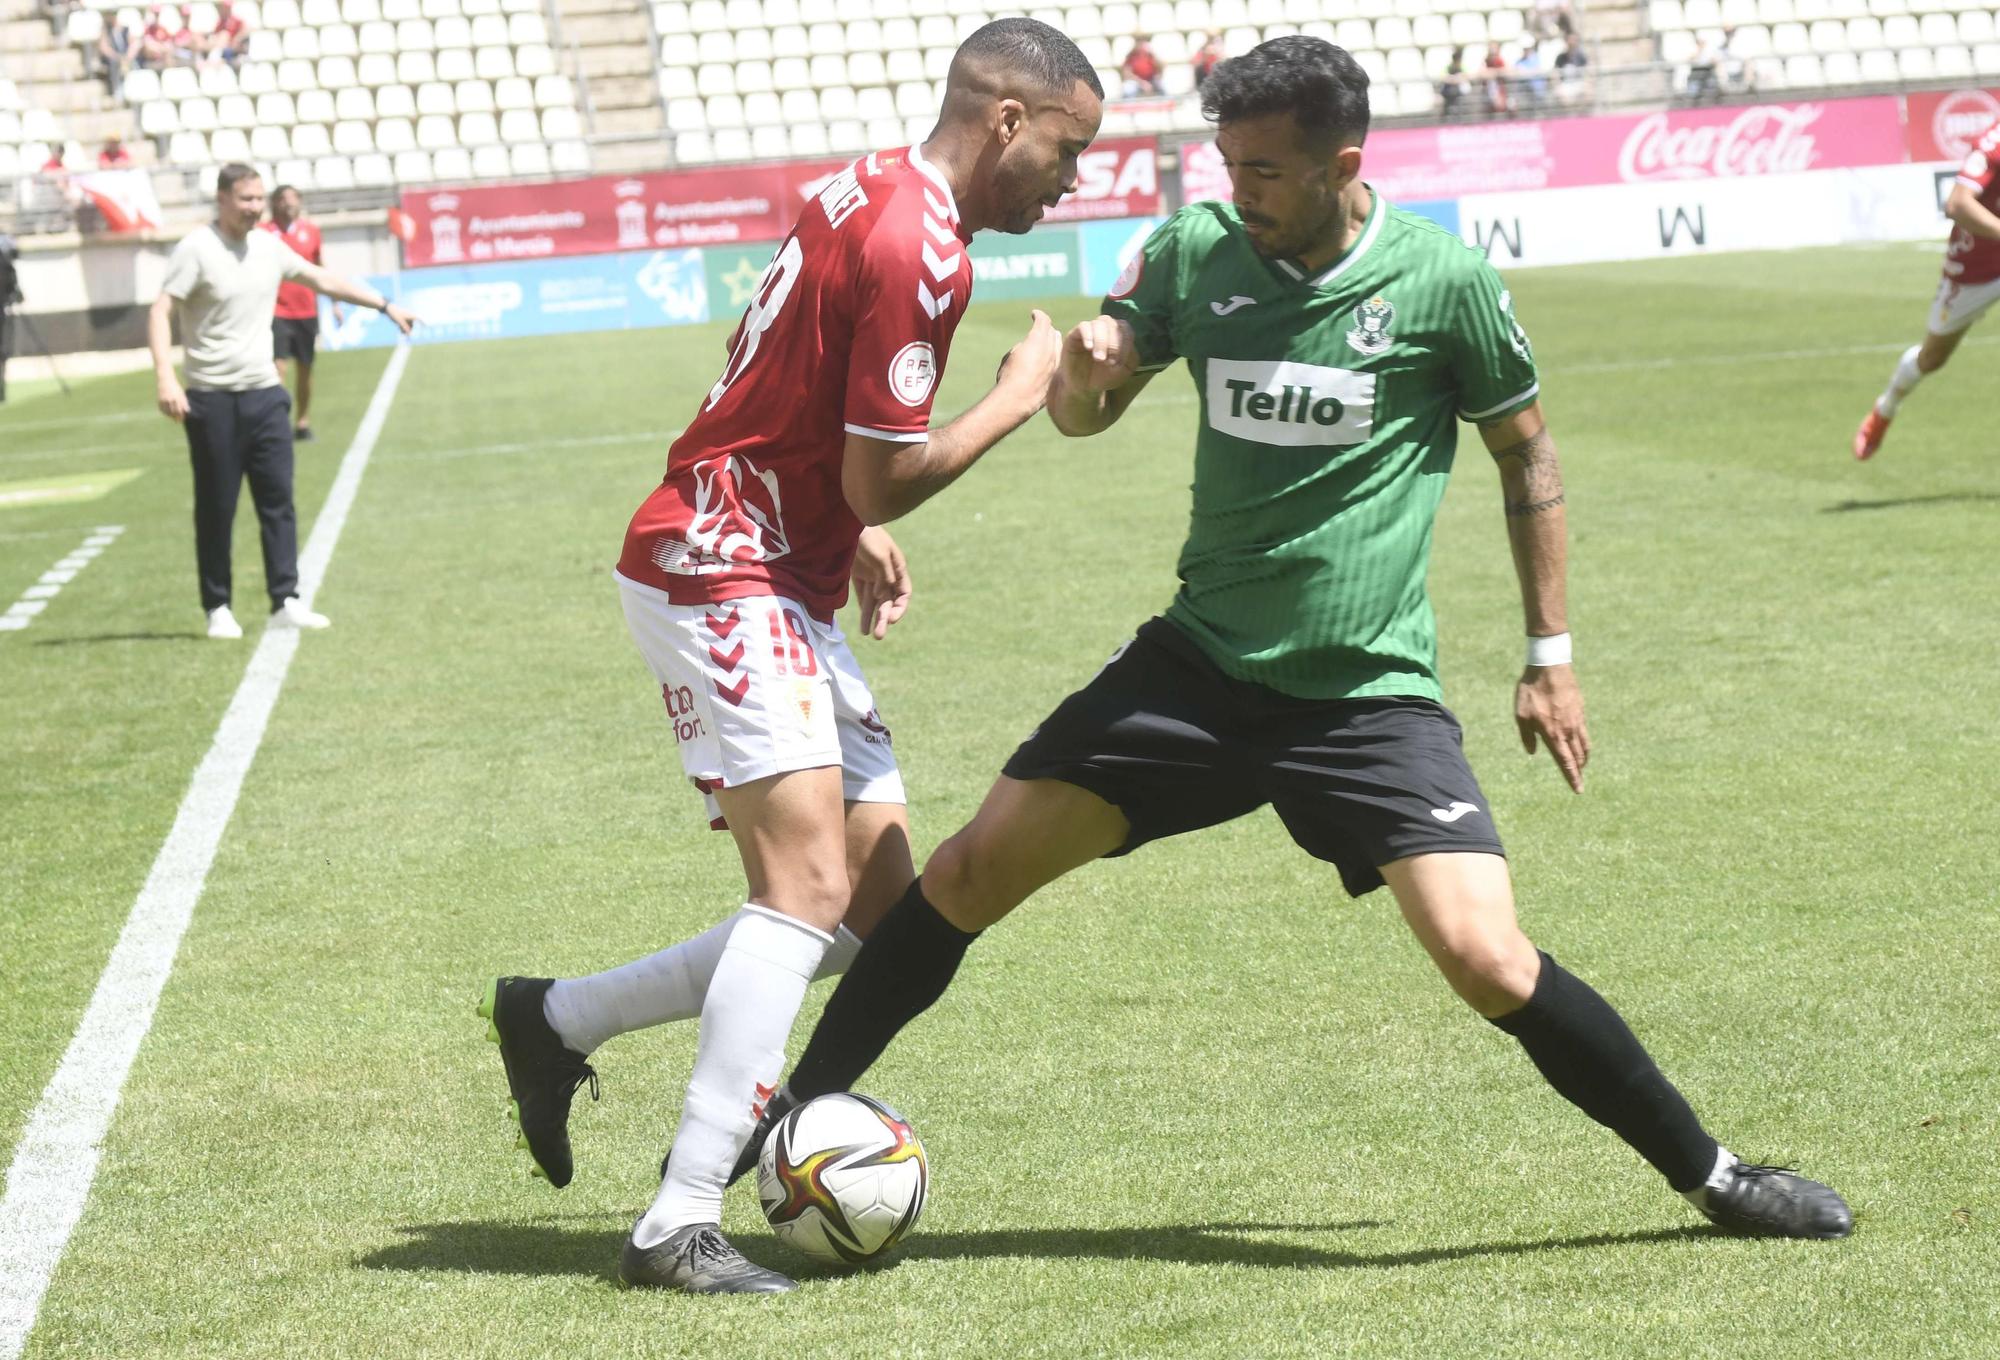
[261,185,341,443]
[1854,115,2000,460]
[479,18,1104,1293]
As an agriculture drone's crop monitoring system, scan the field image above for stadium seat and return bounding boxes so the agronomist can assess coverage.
[540,106,580,139]
[498,108,539,142]
[314,155,356,189]
[336,87,376,122]
[398,17,437,49]
[217,93,257,129]
[666,97,706,132]
[376,84,418,118]
[818,85,856,119]
[827,118,866,151]
[394,148,434,181]
[790,122,829,154]
[207,128,251,162]
[283,26,321,60]
[292,123,335,156]
[744,90,782,125]
[433,145,474,178]
[706,93,746,128]
[399,51,439,84]
[416,113,458,148]
[699,64,737,96]
[359,52,398,86]
[278,58,318,92]
[534,74,574,107]
[162,67,201,101]
[459,111,501,145]
[509,141,551,176]
[436,15,472,47]
[438,49,478,81]
[475,46,515,80]
[166,129,208,163]
[515,45,556,78]
[298,89,337,124]
[418,81,457,115]
[369,117,414,153]
[550,139,589,173]
[495,76,534,110]
[121,68,162,104]
[676,130,716,163]
[751,125,789,157]
[464,142,507,176]
[713,128,753,160]
[199,64,239,97]
[179,97,219,132]
[322,24,360,58]
[256,90,297,125]
[456,79,497,113]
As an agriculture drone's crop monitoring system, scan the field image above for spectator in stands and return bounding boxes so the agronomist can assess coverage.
[1482,41,1511,116]
[1120,34,1163,97]
[1513,43,1549,113]
[1554,31,1590,106]
[1684,32,1721,103]
[139,6,178,67]
[1717,24,1749,93]
[38,0,80,38]
[1530,0,1576,43]
[98,133,134,168]
[97,11,138,97]
[203,0,248,68]
[1192,31,1224,89]
[1441,45,1470,119]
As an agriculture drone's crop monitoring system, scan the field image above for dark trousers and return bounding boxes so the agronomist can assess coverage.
[185,384,298,612]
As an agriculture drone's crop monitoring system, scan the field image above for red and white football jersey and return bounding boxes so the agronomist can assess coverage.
[618,146,975,619]
[262,217,323,320]
[1945,116,2000,286]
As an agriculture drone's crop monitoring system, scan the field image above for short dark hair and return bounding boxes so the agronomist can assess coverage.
[1200,36,1370,150]
[955,17,1105,100]
[216,162,261,195]
[271,183,300,203]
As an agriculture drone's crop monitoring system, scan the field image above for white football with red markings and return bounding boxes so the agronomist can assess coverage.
[757,1092,929,1265]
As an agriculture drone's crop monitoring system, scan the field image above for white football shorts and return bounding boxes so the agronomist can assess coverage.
[616,572,904,825]
[1928,273,2000,336]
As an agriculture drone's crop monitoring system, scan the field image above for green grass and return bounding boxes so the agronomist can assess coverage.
[2,242,1997,1359]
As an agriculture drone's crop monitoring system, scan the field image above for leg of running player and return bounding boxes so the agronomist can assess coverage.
[292,353,314,434]
[536,800,894,1061]
[1382,851,1850,1238]
[778,775,1128,1105]
[617,767,850,1291]
[1856,297,1977,458]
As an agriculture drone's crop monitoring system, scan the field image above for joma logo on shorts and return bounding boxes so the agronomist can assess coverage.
[1205,359,1374,448]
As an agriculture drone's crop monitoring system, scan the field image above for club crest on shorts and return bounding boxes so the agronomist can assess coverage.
[1346,294,1396,356]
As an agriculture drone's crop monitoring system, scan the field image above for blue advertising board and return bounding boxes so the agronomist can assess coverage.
[321,247,713,351]
[1078,216,1164,297]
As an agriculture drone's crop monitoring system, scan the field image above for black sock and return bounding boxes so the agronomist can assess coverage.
[786,876,979,1102]
[1489,951,1720,1192]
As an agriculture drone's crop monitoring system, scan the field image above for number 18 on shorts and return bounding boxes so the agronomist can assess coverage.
[617,575,904,823]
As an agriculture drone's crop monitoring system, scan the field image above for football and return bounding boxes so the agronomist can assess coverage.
[756,1092,928,1264]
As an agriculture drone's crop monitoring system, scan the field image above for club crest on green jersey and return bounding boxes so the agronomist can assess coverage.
[1346,295,1396,357]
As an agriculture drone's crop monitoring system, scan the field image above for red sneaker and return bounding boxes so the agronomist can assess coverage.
[1853,409,1890,461]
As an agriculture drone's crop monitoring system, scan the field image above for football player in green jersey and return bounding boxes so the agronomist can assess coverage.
[743,37,1851,1240]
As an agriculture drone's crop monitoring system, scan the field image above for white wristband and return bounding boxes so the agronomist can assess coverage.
[1526,632,1572,667]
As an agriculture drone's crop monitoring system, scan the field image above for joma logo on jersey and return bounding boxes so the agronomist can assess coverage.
[1205,359,1375,448]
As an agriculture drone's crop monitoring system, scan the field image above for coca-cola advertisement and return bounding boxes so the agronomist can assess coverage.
[400,160,845,268]
[1904,87,2000,164]
[1184,97,1909,206]
[1041,136,1163,223]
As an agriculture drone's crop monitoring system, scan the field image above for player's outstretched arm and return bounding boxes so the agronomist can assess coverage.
[1945,182,2000,242]
[1481,401,1590,793]
[294,261,419,336]
[1047,315,1154,436]
[841,310,1061,524]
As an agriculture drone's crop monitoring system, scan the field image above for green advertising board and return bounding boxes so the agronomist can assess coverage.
[703,242,779,318]
[966,224,1081,301]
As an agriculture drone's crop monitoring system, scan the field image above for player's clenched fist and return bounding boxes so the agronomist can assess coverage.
[1060,315,1138,392]
[996,308,1062,405]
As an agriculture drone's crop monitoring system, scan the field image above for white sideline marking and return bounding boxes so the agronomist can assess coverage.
[0,527,124,636]
[0,345,411,1360]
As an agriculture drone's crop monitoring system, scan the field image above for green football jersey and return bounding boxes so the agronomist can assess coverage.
[1102,192,1539,701]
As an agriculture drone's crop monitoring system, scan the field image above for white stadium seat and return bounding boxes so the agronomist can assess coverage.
[433,145,474,178]
[510,141,551,175]
[394,148,435,182]
[314,155,356,189]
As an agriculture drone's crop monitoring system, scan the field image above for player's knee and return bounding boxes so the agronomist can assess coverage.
[923,827,1016,931]
[1432,930,1540,1016]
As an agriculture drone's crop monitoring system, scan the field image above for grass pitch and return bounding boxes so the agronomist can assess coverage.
[1,242,1996,1358]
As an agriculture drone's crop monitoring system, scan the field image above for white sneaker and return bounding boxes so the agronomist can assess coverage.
[205,606,243,640]
[270,596,331,630]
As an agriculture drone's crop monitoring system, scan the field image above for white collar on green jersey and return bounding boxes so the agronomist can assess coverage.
[906,143,961,225]
[1271,185,1385,289]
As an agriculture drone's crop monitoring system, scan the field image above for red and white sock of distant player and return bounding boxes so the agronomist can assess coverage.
[1875,344,1926,419]
[633,906,833,1246]
[540,910,860,1056]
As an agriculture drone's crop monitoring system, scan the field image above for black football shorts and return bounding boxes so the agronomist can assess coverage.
[272,315,318,365]
[1002,617,1506,897]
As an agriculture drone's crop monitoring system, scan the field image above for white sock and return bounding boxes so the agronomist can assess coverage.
[633,905,832,1246]
[543,916,863,1056]
[1875,344,1924,418]
[1681,1144,1736,1210]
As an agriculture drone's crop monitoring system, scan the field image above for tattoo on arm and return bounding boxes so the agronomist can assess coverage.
[1487,427,1567,518]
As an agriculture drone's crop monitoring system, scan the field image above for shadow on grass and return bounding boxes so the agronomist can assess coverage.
[1821,491,2000,513]
[355,1217,1712,1282]
[29,631,198,646]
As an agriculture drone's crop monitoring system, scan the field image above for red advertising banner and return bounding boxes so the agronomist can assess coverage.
[1042,136,1163,223]
[1904,87,2000,163]
[1183,96,1910,205]
[400,160,845,267]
